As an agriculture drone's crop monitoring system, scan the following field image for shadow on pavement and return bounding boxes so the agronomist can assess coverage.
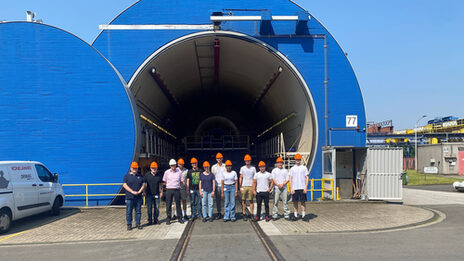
[2,208,80,236]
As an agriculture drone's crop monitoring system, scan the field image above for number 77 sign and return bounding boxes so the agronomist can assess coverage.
[346,115,358,127]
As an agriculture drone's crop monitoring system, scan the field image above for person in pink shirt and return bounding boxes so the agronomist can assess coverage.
[163,159,184,225]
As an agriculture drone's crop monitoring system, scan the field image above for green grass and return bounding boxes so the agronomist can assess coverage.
[406,170,463,186]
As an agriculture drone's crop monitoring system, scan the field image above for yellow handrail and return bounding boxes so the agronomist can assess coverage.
[63,178,336,207]
[63,183,127,207]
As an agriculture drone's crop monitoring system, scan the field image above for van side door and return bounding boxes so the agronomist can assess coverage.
[34,165,55,211]
[9,164,40,219]
[0,166,14,213]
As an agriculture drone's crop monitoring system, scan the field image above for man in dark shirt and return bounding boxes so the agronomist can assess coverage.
[187,157,202,219]
[123,162,145,230]
[144,161,163,225]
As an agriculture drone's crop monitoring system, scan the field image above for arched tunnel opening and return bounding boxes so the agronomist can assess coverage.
[130,32,317,168]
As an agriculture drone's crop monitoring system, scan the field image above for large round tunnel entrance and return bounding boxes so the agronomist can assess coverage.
[129,31,318,168]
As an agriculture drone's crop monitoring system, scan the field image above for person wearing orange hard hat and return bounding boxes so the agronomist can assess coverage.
[174,158,189,221]
[211,152,226,219]
[164,159,184,225]
[253,161,273,222]
[143,161,162,225]
[186,157,202,220]
[199,161,215,222]
[271,157,290,220]
[123,161,145,230]
[289,153,309,221]
[221,160,238,222]
[239,154,256,221]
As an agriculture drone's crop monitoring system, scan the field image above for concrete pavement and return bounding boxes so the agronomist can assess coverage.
[1,187,463,260]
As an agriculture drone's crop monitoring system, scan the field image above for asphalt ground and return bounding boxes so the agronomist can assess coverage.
[405,184,460,192]
[270,204,462,261]
[1,188,463,260]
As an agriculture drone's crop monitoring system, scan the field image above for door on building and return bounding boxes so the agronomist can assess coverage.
[322,148,336,199]
[458,148,464,176]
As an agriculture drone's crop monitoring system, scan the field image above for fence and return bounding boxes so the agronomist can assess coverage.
[63,178,336,207]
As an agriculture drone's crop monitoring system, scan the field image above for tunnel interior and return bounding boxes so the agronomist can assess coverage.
[130,33,317,165]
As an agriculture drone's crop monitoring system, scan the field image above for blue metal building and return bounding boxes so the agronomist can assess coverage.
[0,0,366,205]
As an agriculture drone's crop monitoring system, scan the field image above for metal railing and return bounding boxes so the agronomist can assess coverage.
[184,135,250,150]
[275,178,335,201]
[62,183,125,207]
[308,178,335,201]
[63,178,336,207]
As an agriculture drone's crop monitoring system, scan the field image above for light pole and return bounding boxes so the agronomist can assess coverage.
[415,115,427,171]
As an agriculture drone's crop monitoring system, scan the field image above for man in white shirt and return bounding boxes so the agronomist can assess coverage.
[239,154,256,221]
[289,153,309,221]
[175,158,189,221]
[271,157,290,220]
[212,152,226,219]
[253,161,273,222]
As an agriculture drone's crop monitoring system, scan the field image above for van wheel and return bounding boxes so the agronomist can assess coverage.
[51,197,62,216]
[0,209,12,234]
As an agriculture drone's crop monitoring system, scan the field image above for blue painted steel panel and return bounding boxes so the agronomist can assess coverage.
[0,22,136,205]
[0,0,367,204]
[92,0,367,198]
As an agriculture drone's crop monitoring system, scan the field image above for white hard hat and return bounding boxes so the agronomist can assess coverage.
[169,159,177,166]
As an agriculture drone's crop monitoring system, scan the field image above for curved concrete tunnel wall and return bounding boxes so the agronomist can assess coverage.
[93,0,367,188]
[129,32,317,167]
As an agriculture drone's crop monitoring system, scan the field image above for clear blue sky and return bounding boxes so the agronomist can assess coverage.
[2,0,463,130]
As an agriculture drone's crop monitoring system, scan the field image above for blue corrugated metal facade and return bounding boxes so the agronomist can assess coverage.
[0,0,366,204]
[0,22,136,205]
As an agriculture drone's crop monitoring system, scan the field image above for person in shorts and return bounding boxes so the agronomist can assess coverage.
[239,154,256,221]
[289,153,309,221]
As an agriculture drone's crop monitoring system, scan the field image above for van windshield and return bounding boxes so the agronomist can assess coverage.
[35,165,54,182]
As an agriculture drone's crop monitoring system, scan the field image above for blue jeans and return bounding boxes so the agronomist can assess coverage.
[201,190,214,218]
[223,184,236,220]
[126,197,142,225]
[146,194,160,222]
[215,182,222,215]
[190,189,201,218]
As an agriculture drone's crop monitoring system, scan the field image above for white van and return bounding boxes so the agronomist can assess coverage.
[0,161,65,233]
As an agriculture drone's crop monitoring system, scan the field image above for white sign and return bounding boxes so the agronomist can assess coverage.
[443,120,457,128]
[346,115,358,127]
[424,166,438,174]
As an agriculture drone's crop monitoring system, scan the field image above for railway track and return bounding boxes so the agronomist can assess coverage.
[169,199,285,261]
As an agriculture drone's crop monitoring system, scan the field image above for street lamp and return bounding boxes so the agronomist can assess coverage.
[415,115,427,171]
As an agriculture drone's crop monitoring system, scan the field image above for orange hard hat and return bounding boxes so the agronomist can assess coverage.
[276,157,284,163]
[203,161,210,167]
[190,157,198,164]
[177,158,185,165]
[225,160,232,166]
[294,154,302,160]
[244,154,252,161]
[258,161,266,167]
[150,161,158,168]
[130,162,139,168]
[216,153,223,159]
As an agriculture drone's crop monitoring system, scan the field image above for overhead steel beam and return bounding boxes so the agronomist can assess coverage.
[213,39,220,86]
[149,68,180,109]
[254,66,282,107]
[210,15,310,21]
[99,24,214,30]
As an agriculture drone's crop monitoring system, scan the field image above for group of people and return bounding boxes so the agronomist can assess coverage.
[122,153,309,230]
